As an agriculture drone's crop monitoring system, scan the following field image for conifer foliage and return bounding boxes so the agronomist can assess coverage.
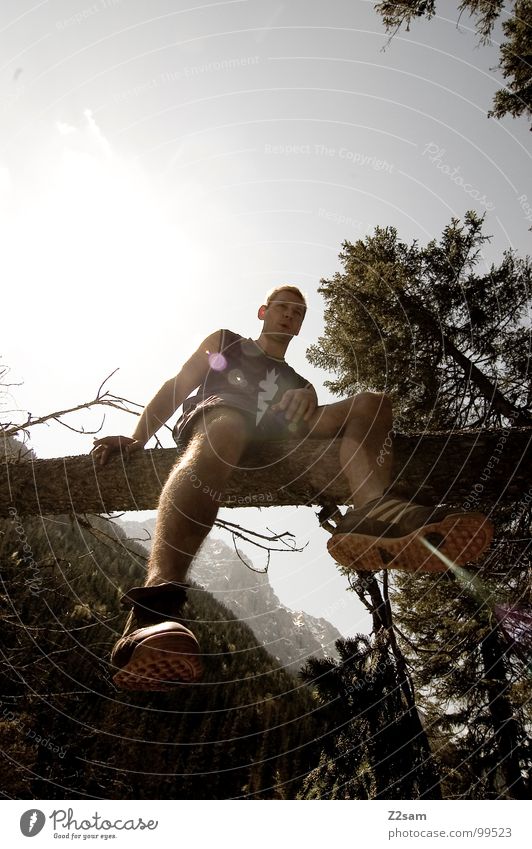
[0,511,324,799]
[298,633,442,799]
[308,211,531,428]
[374,1,532,123]
[302,212,531,799]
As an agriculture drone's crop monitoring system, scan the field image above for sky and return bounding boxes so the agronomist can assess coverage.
[1,0,530,638]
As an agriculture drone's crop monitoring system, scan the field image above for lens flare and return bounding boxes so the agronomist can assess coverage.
[228,368,247,387]
[208,352,227,372]
[419,537,532,674]
[419,536,493,604]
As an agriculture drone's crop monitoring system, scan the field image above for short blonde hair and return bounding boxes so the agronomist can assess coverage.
[265,285,307,310]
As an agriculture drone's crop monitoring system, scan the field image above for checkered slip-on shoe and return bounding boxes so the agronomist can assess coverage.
[110,583,203,691]
[327,497,493,573]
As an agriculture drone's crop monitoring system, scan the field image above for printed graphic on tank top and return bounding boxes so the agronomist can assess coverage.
[172,329,312,443]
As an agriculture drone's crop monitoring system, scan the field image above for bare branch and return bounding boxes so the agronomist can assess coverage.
[96,368,119,399]
[74,514,149,562]
[232,535,271,574]
[1,371,143,438]
[215,518,298,545]
[225,518,307,572]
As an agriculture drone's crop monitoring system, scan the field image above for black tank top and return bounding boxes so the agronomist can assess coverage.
[180,329,311,438]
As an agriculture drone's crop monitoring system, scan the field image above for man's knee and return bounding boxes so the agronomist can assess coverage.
[349,391,393,419]
[308,392,392,438]
[191,408,251,463]
[339,392,393,437]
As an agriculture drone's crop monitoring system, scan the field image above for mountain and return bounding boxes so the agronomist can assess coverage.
[116,517,342,672]
[0,511,329,799]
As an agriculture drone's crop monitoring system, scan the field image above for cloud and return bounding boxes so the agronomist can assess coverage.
[83,108,112,158]
[56,121,77,135]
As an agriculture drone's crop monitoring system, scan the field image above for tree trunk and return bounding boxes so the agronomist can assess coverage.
[441,334,532,427]
[1,428,530,517]
[404,291,532,427]
[480,631,528,799]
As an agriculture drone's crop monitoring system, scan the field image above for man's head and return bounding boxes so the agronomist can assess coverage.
[258,285,307,339]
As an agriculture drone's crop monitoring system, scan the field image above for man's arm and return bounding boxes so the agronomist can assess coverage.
[271,384,318,424]
[92,330,221,465]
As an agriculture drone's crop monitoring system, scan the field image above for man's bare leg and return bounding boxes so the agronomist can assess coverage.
[307,392,393,506]
[146,407,251,587]
[306,392,492,572]
[111,407,251,690]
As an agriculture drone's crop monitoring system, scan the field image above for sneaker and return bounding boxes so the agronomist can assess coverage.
[110,583,203,691]
[327,497,493,573]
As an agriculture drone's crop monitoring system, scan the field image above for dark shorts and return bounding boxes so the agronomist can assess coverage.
[172,394,309,452]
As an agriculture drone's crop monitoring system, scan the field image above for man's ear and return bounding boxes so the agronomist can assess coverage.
[258,304,266,320]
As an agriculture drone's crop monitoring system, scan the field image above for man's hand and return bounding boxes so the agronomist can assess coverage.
[91,436,145,467]
[271,387,317,424]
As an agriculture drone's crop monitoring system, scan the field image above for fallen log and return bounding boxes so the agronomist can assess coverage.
[1,428,530,517]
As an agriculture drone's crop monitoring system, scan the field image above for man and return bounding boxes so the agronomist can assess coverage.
[92,286,493,691]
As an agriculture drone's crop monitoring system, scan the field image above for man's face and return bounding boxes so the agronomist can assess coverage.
[259,291,306,339]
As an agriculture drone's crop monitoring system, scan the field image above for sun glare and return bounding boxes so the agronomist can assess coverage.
[2,112,208,335]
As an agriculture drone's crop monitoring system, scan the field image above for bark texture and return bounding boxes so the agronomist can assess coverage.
[1,429,530,517]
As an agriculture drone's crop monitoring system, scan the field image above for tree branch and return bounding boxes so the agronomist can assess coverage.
[1,369,143,439]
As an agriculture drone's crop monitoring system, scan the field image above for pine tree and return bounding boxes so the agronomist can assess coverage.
[306,212,531,798]
[490,1,532,121]
[308,211,531,428]
[374,1,532,123]
[299,631,442,798]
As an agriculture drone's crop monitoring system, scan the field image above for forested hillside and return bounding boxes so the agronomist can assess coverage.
[0,511,330,799]
[117,517,343,672]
